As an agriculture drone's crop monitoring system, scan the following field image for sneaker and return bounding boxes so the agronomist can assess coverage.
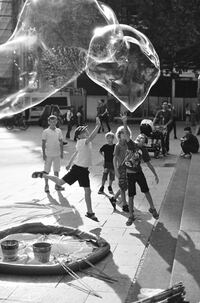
[44,185,50,193]
[122,204,129,213]
[180,152,185,157]
[109,197,116,210]
[98,186,104,194]
[63,141,68,145]
[149,208,159,220]
[55,184,65,191]
[85,212,99,222]
[126,216,135,226]
[108,186,113,194]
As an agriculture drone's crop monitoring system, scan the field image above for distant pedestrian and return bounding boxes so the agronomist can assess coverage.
[153,100,173,153]
[195,103,200,135]
[41,115,64,193]
[168,103,177,139]
[76,105,84,126]
[32,117,101,222]
[98,132,116,195]
[65,107,74,139]
[122,114,159,226]
[97,99,111,133]
[180,126,199,158]
[185,103,191,126]
[38,105,51,129]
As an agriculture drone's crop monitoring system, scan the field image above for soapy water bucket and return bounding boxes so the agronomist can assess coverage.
[33,242,51,263]
[1,240,19,261]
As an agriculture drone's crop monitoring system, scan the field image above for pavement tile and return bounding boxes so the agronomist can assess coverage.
[0,123,181,303]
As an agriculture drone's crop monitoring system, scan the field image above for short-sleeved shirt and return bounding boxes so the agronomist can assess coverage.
[113,141,128,167]
[100,144,115,168]
[123,139,150,173]
[42,127,63,157]
[73,138,92,168]
[155,109,172,125]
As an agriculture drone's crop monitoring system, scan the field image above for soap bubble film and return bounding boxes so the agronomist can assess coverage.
[0,0,118,117]
[86,24,160,112]
[0,0,160,117]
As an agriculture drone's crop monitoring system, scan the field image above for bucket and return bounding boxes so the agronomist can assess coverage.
[33,242,51,263]
[1,240,19,261]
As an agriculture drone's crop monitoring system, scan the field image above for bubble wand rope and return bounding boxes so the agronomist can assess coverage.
[84,259,118,282]
[56,258,102,299]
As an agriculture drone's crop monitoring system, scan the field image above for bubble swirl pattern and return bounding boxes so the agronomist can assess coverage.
[0,0,160,117]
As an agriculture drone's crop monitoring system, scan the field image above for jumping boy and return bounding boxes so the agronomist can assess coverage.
[41,115,64,193]
[121,115,159,226]
[32,117,101,221]
[98,132,115,195]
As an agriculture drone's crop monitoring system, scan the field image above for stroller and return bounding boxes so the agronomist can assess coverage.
[140,119,166,158]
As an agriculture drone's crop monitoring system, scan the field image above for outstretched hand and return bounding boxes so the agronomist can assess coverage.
[96,116,101,126]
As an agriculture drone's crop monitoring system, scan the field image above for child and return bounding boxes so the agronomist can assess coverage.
[41,115,64,193]
[122,115,159,226]
[32,117,101,221]
[109,125,130,212]
[180,126,199,158]
[98,132,116,195]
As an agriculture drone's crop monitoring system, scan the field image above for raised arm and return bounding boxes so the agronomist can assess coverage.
[121,114,131,142]
[85,117,101,144]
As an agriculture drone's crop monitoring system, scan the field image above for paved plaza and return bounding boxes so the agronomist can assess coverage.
[0,122,197,302]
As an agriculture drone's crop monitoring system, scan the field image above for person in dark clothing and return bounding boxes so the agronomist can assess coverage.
[98,132,115,195]
[180,126,199,158]
[153,101,173,153]
[97,99,111,133]
[168,103,177,139]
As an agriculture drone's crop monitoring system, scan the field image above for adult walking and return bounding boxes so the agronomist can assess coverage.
[153,100,173,154]
[97,99,111,133]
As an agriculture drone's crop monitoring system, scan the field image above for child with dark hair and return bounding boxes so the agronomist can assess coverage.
[122,115,159,226]
[180,126,199,158]
[98,132,115,195]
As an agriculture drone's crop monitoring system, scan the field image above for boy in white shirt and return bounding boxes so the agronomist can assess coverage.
[32,117,101,221]
[41,115,64,193]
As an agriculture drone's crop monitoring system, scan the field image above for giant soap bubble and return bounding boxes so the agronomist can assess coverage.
[0,0,118,117]
[0,0,160,117]
[86,24,160,112]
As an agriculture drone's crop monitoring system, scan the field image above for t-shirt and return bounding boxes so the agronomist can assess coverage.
[74,138,92,168]
[123,139,150,173]
[183,133,199,150]
[113,141,128,167]
[155,109,172,125]
[42,127,63,157]
[100,144,115,168]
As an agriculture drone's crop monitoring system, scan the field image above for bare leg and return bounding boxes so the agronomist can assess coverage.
[121,190,127,206]
[84,187,93,213]
[43,174,65,186]
[144,191,155,209]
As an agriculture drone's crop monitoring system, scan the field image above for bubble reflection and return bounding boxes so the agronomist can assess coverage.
[86,24,160,112]
[0,0,118,117]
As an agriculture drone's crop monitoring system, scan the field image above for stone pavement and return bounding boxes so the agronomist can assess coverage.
[0,122,183,303]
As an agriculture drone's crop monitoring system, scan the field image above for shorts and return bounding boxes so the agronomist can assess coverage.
[62,165,90,187]
[44,156,61,173]
[127,171,149,197]
[118,166,128,192]
[102,168,115,182]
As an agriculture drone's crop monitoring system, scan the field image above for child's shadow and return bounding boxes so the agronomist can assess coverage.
[46,192,83,228]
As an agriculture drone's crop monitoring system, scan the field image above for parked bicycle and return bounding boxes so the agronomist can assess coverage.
[4,113,29,130]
